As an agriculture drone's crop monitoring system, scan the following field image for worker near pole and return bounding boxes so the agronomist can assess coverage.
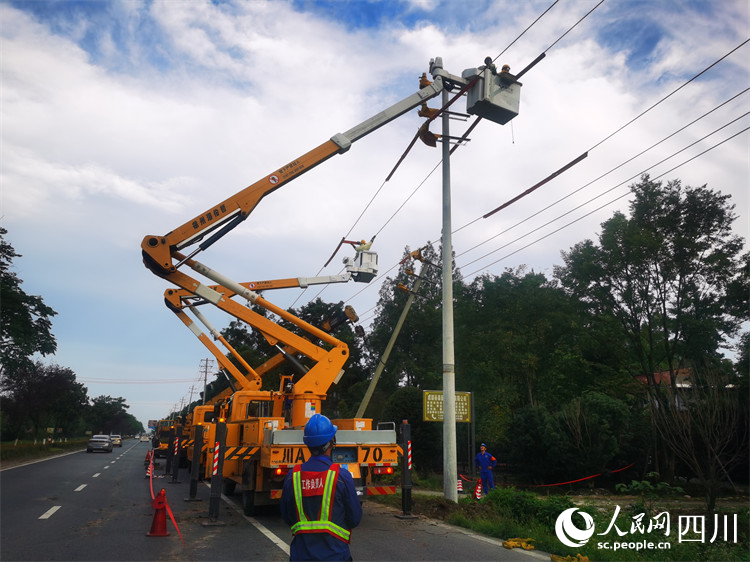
[475,443,497,496]
[281,414,362,561]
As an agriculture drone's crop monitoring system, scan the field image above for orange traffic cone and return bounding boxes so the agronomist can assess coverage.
[144,449,152,466]
[147,489,170,537]
[457,479,463,493]
[474,481,482,500]
[145,463,152,479]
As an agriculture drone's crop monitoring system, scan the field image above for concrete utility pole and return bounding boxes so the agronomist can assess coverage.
[440,79,458,503]
[355,276,422,419]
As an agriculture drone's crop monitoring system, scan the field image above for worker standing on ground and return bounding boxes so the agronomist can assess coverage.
[281,414,362,561]
[475,443,497,495]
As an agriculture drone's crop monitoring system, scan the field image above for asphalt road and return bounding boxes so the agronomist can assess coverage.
[1,439,548,561]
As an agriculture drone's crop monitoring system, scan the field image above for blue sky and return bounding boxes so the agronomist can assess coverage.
[2,0,748,428]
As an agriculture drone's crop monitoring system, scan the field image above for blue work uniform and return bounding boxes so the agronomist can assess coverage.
[281,455,362,561]
[475,450,497,494]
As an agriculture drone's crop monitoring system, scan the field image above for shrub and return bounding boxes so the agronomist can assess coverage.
[485,486,575,524]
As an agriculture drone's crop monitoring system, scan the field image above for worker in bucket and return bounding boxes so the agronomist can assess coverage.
[281,414,362,561]
[475,443,497,495]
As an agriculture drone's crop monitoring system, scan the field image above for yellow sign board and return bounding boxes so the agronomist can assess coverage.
[422,391,471,422]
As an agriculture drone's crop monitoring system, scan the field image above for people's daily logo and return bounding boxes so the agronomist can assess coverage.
[555,508,595,547]
[554,506,738,552]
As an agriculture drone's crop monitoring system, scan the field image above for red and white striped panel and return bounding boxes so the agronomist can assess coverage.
[212,441,220,476]
[366,486,397,496]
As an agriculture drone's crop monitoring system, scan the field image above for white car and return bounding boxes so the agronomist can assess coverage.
[140,434,151,442]
[87,435,113,453]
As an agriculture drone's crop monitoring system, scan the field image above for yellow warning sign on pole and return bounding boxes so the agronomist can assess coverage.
[422,391,471,422]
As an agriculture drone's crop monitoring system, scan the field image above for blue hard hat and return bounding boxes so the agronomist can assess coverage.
[481,443,487,448]
[303,414,337,448]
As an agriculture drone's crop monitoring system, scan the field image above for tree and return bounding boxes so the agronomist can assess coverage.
[554,175,747,483]
[0,227,57,376]
[506,404,566,482]
[558,391,634,479]
[87,395,131,435]
[554,175,746,386]
[457,267,593,409]
[649,366,747,514]
[365,245,445,394]
[454,265,628,461]
[381,386,442,473]
[293,298,368,418]
[0,362,88,439]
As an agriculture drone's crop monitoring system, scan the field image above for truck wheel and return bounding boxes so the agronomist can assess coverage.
[242,490,258,516]
[222,480,237,496]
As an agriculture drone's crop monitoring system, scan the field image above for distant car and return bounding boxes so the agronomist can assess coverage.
[140,434,151,442]
[87,435,113,453]
[110,434,122,447]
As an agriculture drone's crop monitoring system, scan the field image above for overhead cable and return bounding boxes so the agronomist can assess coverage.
[78,377,197,384]
[589,38,749,152]
[492,0,560,63]
[459,87,750,257]
[461,123,749,278]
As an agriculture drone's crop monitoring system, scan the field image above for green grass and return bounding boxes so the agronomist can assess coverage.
[372,486,750,561]
[0,438,87,464]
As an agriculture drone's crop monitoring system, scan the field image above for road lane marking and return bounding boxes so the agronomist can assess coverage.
[104,466,110,469]
[205,483,290,556]
[39,506,61,519]
[75,484,87,492]
[226,495,289,555]
[93,473,101,478]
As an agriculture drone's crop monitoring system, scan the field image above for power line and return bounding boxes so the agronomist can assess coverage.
[78,377,196,384]
[545,0,606,53]
[589,38,749,153]
[492,0,560,63]
[440,42,750,261]
[472,42,749,231]
[458,88,750,259]
[461,125,749,279]
[339,104,748,317]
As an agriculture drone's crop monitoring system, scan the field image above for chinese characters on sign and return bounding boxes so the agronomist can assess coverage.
[598,506,737,543]
[422,391,471,422]
[555,506,738,553]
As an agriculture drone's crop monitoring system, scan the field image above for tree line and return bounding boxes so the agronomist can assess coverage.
[0,227,142,440]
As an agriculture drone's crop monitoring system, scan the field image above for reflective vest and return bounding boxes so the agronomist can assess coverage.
[290,463,351,543]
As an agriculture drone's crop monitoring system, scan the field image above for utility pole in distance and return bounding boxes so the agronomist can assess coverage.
[199,358,213,405]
